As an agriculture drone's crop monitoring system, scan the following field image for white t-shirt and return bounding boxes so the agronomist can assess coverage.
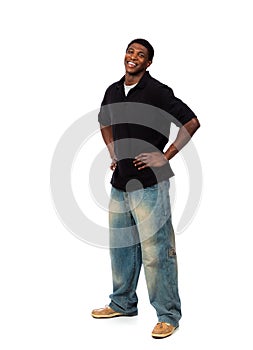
[124,83,137,96]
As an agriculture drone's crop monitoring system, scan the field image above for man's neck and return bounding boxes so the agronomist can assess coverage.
[124,71,146,86]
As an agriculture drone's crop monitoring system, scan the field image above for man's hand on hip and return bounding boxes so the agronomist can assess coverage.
[133,152,167,170]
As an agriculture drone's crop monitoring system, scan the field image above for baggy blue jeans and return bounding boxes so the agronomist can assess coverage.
[108,180,181,327]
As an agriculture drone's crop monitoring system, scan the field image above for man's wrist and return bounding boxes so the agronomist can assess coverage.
[164,144,178,161]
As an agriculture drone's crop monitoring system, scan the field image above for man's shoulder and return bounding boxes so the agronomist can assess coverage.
[146,73,174,95]
[105,76,124,92]
[151,75,171,88]
[100,77,124,105]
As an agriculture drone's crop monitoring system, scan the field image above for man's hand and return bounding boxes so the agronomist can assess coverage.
[110,156,117,171]
[100,124,118,171]
[133,152,167,170]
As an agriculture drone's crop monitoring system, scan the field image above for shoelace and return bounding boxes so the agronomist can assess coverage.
[156,322,171,328]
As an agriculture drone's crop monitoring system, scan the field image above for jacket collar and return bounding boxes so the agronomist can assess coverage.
[116,71,151,89]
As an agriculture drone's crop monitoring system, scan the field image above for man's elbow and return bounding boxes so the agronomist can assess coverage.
[192,117,200,130]
[189,117,200,135]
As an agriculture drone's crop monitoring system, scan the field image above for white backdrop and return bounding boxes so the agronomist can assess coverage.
[1,0,252,349]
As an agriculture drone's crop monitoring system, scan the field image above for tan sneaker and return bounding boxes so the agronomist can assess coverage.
[91,306,124,319]
[151,322,177,338]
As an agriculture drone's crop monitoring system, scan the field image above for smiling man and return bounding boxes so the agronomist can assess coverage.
[91,38,200,339]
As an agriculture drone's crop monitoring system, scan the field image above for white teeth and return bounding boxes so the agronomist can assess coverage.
[128,61,136,67]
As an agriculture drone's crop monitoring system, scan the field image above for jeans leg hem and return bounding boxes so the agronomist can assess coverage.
[158,317,179,328]
[109,301,138,316]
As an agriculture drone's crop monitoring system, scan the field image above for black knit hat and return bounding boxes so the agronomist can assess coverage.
[126,38,154,61]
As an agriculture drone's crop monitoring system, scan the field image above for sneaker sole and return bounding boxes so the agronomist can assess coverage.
[152,326,178,339]
[152,332,174,339]
[91,313,137,319]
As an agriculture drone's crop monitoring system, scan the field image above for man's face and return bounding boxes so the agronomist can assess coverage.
[124,43,152,75]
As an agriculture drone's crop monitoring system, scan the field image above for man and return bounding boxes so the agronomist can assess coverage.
[91,38,200,339]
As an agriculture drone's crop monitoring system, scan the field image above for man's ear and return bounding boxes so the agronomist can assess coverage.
[146,60,152,68]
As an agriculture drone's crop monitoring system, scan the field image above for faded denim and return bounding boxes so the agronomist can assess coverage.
[108,180,181,327]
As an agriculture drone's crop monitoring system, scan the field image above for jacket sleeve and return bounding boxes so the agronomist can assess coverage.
[158,84,198,127]
[98,88,112,126]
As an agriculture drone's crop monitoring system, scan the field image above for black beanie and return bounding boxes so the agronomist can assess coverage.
[126,38,154,61]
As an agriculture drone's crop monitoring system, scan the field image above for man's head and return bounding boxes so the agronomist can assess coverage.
[126,39,154,61]
[124,39,154,76]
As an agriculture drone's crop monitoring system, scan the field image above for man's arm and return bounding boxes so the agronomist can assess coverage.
[100,124,117,171]
[133,117,200,170]
[164,117,200,161]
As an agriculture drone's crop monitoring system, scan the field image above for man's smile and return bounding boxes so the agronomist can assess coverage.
[127,61,137,68]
